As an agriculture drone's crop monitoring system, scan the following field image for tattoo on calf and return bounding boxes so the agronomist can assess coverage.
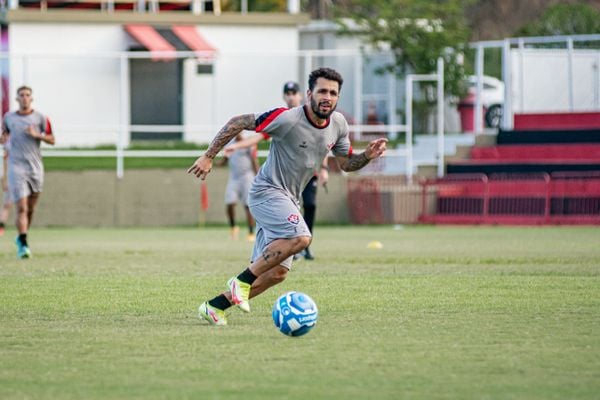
[205,114,256,159]
[262,249,283,263]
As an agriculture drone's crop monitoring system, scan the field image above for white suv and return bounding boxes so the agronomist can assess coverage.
[468,75,505,128]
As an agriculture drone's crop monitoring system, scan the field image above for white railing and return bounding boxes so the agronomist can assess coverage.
[38,113,442,180]
[40,147,411,179]
[3,48,445,181]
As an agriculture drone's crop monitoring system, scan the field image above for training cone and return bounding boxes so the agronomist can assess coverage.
[367,241,383,249]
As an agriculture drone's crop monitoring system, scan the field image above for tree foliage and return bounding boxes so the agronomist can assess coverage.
[335,0,475,97]
[516,3,600,36]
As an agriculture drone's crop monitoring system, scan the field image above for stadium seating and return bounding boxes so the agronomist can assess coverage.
[513,111,600,130]
[447,128,600,175]
[497,128,600,144]
[346,126,600,225]
[425,125,600,224]
[470,144,600,162]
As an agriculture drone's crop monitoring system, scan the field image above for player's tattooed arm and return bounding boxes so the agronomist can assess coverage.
[188,114,256,179]
[204,114,256,159]
[338,152,371,172]
[336,138,387,172]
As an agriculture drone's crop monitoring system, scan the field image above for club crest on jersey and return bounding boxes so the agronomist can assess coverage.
[287,213,300,225]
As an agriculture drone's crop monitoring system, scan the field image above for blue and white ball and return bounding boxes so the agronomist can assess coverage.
[272,291,318,337]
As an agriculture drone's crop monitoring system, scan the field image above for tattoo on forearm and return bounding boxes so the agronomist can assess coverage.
[262,249,283,263]
[205,114,256,159]
[342,152,371,172]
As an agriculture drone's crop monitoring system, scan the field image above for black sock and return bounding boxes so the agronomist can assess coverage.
[304,205,316,233]
[0,222,4,228]
[237,268,258,285]
[249,226,254,234]
[19,233,28,246]
[208,294,232,311]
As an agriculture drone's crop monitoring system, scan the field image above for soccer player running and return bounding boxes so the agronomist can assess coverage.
[282,81,328,260]
[0,86,55,258]
[220,132,260,241]
[188,68,386,325]
[226,80,329,260]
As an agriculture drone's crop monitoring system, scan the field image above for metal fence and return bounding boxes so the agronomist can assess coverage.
[347,176,423,225]
[419,172,600,225]
[344,172,600,225]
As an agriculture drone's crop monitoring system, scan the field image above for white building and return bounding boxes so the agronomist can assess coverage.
[2,7,307,147]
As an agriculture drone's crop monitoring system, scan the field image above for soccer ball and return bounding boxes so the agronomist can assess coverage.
[272,291,318,337]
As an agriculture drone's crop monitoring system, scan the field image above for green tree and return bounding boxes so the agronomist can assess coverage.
[335,0,475,97]
[517,3,600,36]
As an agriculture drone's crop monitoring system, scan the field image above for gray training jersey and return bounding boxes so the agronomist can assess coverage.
[3,110,50,172]
[248,105,352,206]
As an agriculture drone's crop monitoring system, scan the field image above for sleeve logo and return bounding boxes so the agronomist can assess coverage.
[287,214,300,225]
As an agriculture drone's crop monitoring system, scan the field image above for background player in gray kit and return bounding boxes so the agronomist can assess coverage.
[188,67,387,326]
[0,86,55,258]
[219,132,259,241]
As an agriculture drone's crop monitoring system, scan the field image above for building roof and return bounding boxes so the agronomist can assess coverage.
[3,8,309,26]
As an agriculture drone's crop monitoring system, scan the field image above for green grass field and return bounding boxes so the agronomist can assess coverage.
[1,226,599,399]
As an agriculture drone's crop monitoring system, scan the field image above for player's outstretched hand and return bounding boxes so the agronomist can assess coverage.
[365,138,388,160]
[187,155,213,180]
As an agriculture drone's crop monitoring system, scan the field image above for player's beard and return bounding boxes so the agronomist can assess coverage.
[310,97,336,120]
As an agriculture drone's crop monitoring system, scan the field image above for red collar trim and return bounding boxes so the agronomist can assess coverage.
[303,104,330,129]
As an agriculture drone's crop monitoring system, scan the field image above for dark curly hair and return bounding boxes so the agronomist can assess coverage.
[17,85,32,95]
[308,68,343,92]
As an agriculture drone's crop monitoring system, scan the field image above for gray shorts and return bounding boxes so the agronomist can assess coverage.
[224,175,253,206]
[249,194,312,269]
[8,162,43,202]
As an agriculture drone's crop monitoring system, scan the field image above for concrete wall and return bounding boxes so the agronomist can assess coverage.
[1,169,350,227]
